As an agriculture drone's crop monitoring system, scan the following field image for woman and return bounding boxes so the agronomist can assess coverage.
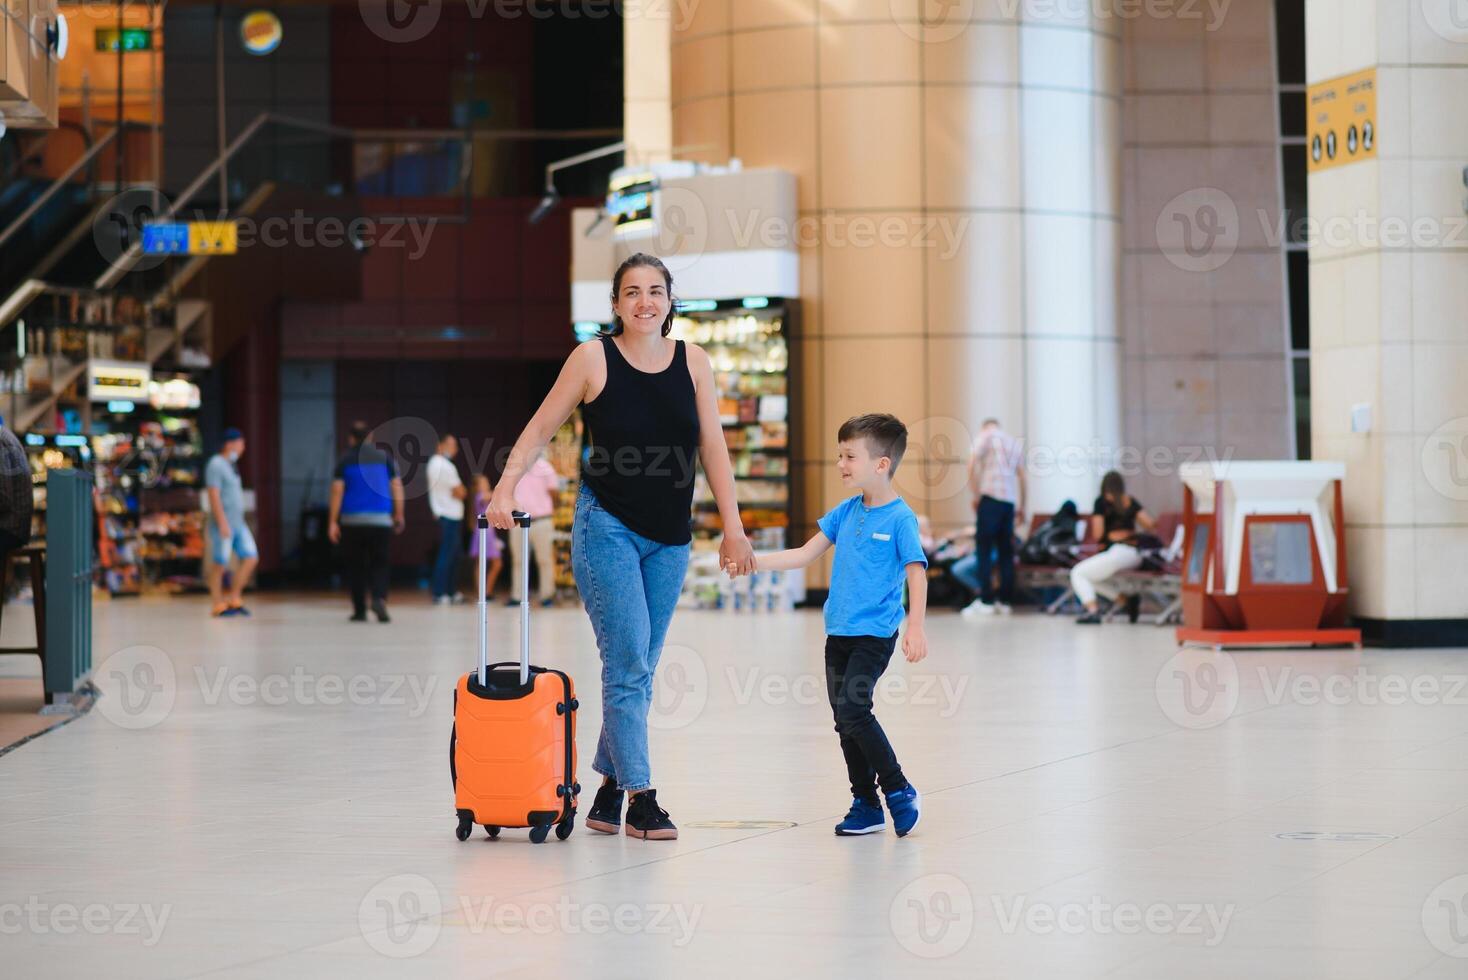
[1071,470,1155,625]
[487,253,754,840]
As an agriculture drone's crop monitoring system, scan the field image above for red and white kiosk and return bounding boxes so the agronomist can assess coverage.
[1176,461,1362,649]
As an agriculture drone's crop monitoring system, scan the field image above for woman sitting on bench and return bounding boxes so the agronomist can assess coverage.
[1072,471,1155,625]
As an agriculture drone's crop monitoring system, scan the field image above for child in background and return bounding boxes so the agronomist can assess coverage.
[469,475,503,598]
[734,413,928,837]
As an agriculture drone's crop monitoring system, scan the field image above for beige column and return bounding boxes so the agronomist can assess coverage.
[1306,0,1468,639]
[625,7,673,162]
[672,2,1122,584]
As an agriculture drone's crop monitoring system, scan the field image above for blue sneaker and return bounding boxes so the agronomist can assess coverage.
[885,785,921,837]
[834,798,885,836]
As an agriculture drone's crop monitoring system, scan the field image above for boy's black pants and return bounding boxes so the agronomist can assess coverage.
[825,633,908,805]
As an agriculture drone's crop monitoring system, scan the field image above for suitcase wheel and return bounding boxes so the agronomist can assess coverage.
[455,815,473,841]
[529,824,550,845]
[556,815,575,841]
[483,825,500,839]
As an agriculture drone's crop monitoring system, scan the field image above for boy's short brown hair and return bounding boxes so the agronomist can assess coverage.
[838,413,909,477]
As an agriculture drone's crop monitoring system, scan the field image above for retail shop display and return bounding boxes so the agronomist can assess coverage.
[9,294,212,595]
[92,381,206,595]
[21,434,90,551]
[547,414,582,594]
[670,301,796,554]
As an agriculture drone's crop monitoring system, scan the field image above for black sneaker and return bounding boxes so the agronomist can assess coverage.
[349,610,368,622]
[371,600,390,623]
[1076,610,1103,625]
[624,789,678,840]
[585,782,625,835]
[1125,594,1141,623]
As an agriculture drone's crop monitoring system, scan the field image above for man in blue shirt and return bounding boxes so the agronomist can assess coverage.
[741,413,929,838]
[206,428,257,617]
[329,422,405,623]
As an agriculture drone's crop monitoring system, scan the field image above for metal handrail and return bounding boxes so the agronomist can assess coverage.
[0,122,148,251]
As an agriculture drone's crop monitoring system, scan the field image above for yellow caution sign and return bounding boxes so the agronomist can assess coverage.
[1308,68,1377,173]
[188,221,238,255]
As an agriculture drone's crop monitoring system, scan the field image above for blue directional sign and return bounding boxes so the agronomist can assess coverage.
[142,223,189,255]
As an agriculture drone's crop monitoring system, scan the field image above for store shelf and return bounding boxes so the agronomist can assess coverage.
[93,409,206,596]
[672,303,794,554]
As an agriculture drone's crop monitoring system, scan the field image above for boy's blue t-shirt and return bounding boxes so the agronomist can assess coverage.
[817,494,928,637]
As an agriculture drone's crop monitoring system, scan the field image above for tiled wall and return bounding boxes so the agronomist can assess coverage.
[1120,0,1294,515]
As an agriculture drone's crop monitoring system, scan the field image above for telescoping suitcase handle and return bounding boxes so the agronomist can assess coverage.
[478,512,533,687]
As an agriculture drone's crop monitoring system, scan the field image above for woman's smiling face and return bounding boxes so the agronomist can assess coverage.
[613,266,671,336]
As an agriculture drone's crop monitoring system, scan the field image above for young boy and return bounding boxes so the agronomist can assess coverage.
[736,413,929,837]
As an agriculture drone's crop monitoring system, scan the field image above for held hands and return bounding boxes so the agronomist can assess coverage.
[902,626,928,664]
[724,553,757,579]
[720,532,756,579]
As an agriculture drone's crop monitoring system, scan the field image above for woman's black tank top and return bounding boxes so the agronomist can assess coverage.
[580,335,701,545]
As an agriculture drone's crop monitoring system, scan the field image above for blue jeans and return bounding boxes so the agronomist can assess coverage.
[976,495,1015,604]
[950,554,981,594]
[572,487,689,792]
[432,516,463,598]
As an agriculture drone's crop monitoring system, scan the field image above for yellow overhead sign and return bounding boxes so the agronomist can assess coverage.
[188,221,238,255]
[1308,68,1377,173]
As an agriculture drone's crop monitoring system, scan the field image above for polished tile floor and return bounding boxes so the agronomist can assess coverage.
[3,595,1467,978]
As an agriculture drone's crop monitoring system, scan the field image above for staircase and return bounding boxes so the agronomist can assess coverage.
[3,181,274,432]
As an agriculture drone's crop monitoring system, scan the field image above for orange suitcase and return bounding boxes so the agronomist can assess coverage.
[451,513,579,843]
